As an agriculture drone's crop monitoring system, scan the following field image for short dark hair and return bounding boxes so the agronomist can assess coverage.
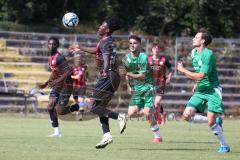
[152,43,164,51]
[48,36,59,47]
[198,27,212,46]
[105,17,122,33]
[129,35,141,43]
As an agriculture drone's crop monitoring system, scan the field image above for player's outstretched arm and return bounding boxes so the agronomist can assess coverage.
[69,44,97,54]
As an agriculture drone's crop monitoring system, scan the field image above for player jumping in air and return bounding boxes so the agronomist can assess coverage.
[69,17,127,149]
[177,28,230,153]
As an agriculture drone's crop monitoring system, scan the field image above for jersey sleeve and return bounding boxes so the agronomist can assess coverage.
[56,54,72,72]
[200,53,213,74]
[56,55,66,66]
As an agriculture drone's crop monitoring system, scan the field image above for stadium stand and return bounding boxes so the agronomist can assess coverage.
[0,31,240,116]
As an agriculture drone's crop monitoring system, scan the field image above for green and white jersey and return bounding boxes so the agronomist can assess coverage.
[191,48,220,91]
[122,52,153,91]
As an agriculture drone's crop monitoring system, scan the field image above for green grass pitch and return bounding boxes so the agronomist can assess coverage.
[0,115,239,160]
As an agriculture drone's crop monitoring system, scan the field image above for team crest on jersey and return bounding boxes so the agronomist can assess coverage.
[151,66,161,70]
[159,61,164,65]
[127,57,131,63]
[198,60,202,66]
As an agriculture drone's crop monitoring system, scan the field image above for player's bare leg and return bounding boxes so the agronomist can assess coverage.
[183,107,207,123]
[143,107,162,143]
[47,98,61,137]
[208,112,230,153]
[154,95,163,125]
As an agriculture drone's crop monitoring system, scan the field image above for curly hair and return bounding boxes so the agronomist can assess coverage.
[48,36,59,47]
[105,17,122,34]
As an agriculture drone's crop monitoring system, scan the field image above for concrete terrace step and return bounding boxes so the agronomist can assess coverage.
[0,55,32,62]
[119,91,240,102]
[169,83,240,91]
[0,62,48,73]
[171,75,240,84]
[0,71,50,81]
[163,92,240,101]
[0,70,49,76]
[160,99,240,107]
[157,83,240,94]
[0,61,48,67]
[176,69,239,77]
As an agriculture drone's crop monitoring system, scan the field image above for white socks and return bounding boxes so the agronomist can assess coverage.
[190,114,208,123]
[104,132,112,138]
[210,124,228,147]
[54,127,61,135]
[151,124,161,138]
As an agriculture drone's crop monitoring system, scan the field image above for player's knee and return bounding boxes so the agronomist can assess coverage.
[207,118,216,127]
[182,108,195,122]
[208,121,215,127]
[182,112,192,122]
[128,106,138,117]
[89,106,98,114]
[155,102,160,107]
[47,102,55,110]
[56,108,64,115]
[144,112,150,117]
[55,105,66,115]
[128,110,135,117]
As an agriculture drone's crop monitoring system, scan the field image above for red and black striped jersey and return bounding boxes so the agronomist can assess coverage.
[148,55,171,86]
[48,52,72,84]
[71,64,87,88]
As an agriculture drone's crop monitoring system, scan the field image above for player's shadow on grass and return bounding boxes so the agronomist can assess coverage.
[167,140,216,144]
[120,148,208,151]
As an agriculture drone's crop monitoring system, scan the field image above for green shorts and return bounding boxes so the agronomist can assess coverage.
[129,86,154,109]
[187,87,224,114]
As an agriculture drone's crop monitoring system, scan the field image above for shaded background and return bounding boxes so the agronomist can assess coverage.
[0,0,240,37]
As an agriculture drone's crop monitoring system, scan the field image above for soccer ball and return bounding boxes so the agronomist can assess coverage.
[62,12,79,29]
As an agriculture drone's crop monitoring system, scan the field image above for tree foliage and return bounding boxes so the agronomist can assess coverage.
[0,0,239,37]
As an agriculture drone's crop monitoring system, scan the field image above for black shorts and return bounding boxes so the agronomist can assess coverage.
[92,70,120,107]
[49,85,73,106]
[73,86,86,100]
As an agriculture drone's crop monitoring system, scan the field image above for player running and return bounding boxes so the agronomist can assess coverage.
[123,35,162,143]
[177,28,230,153]
[148,43,172,125]
[38,37,84,137]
